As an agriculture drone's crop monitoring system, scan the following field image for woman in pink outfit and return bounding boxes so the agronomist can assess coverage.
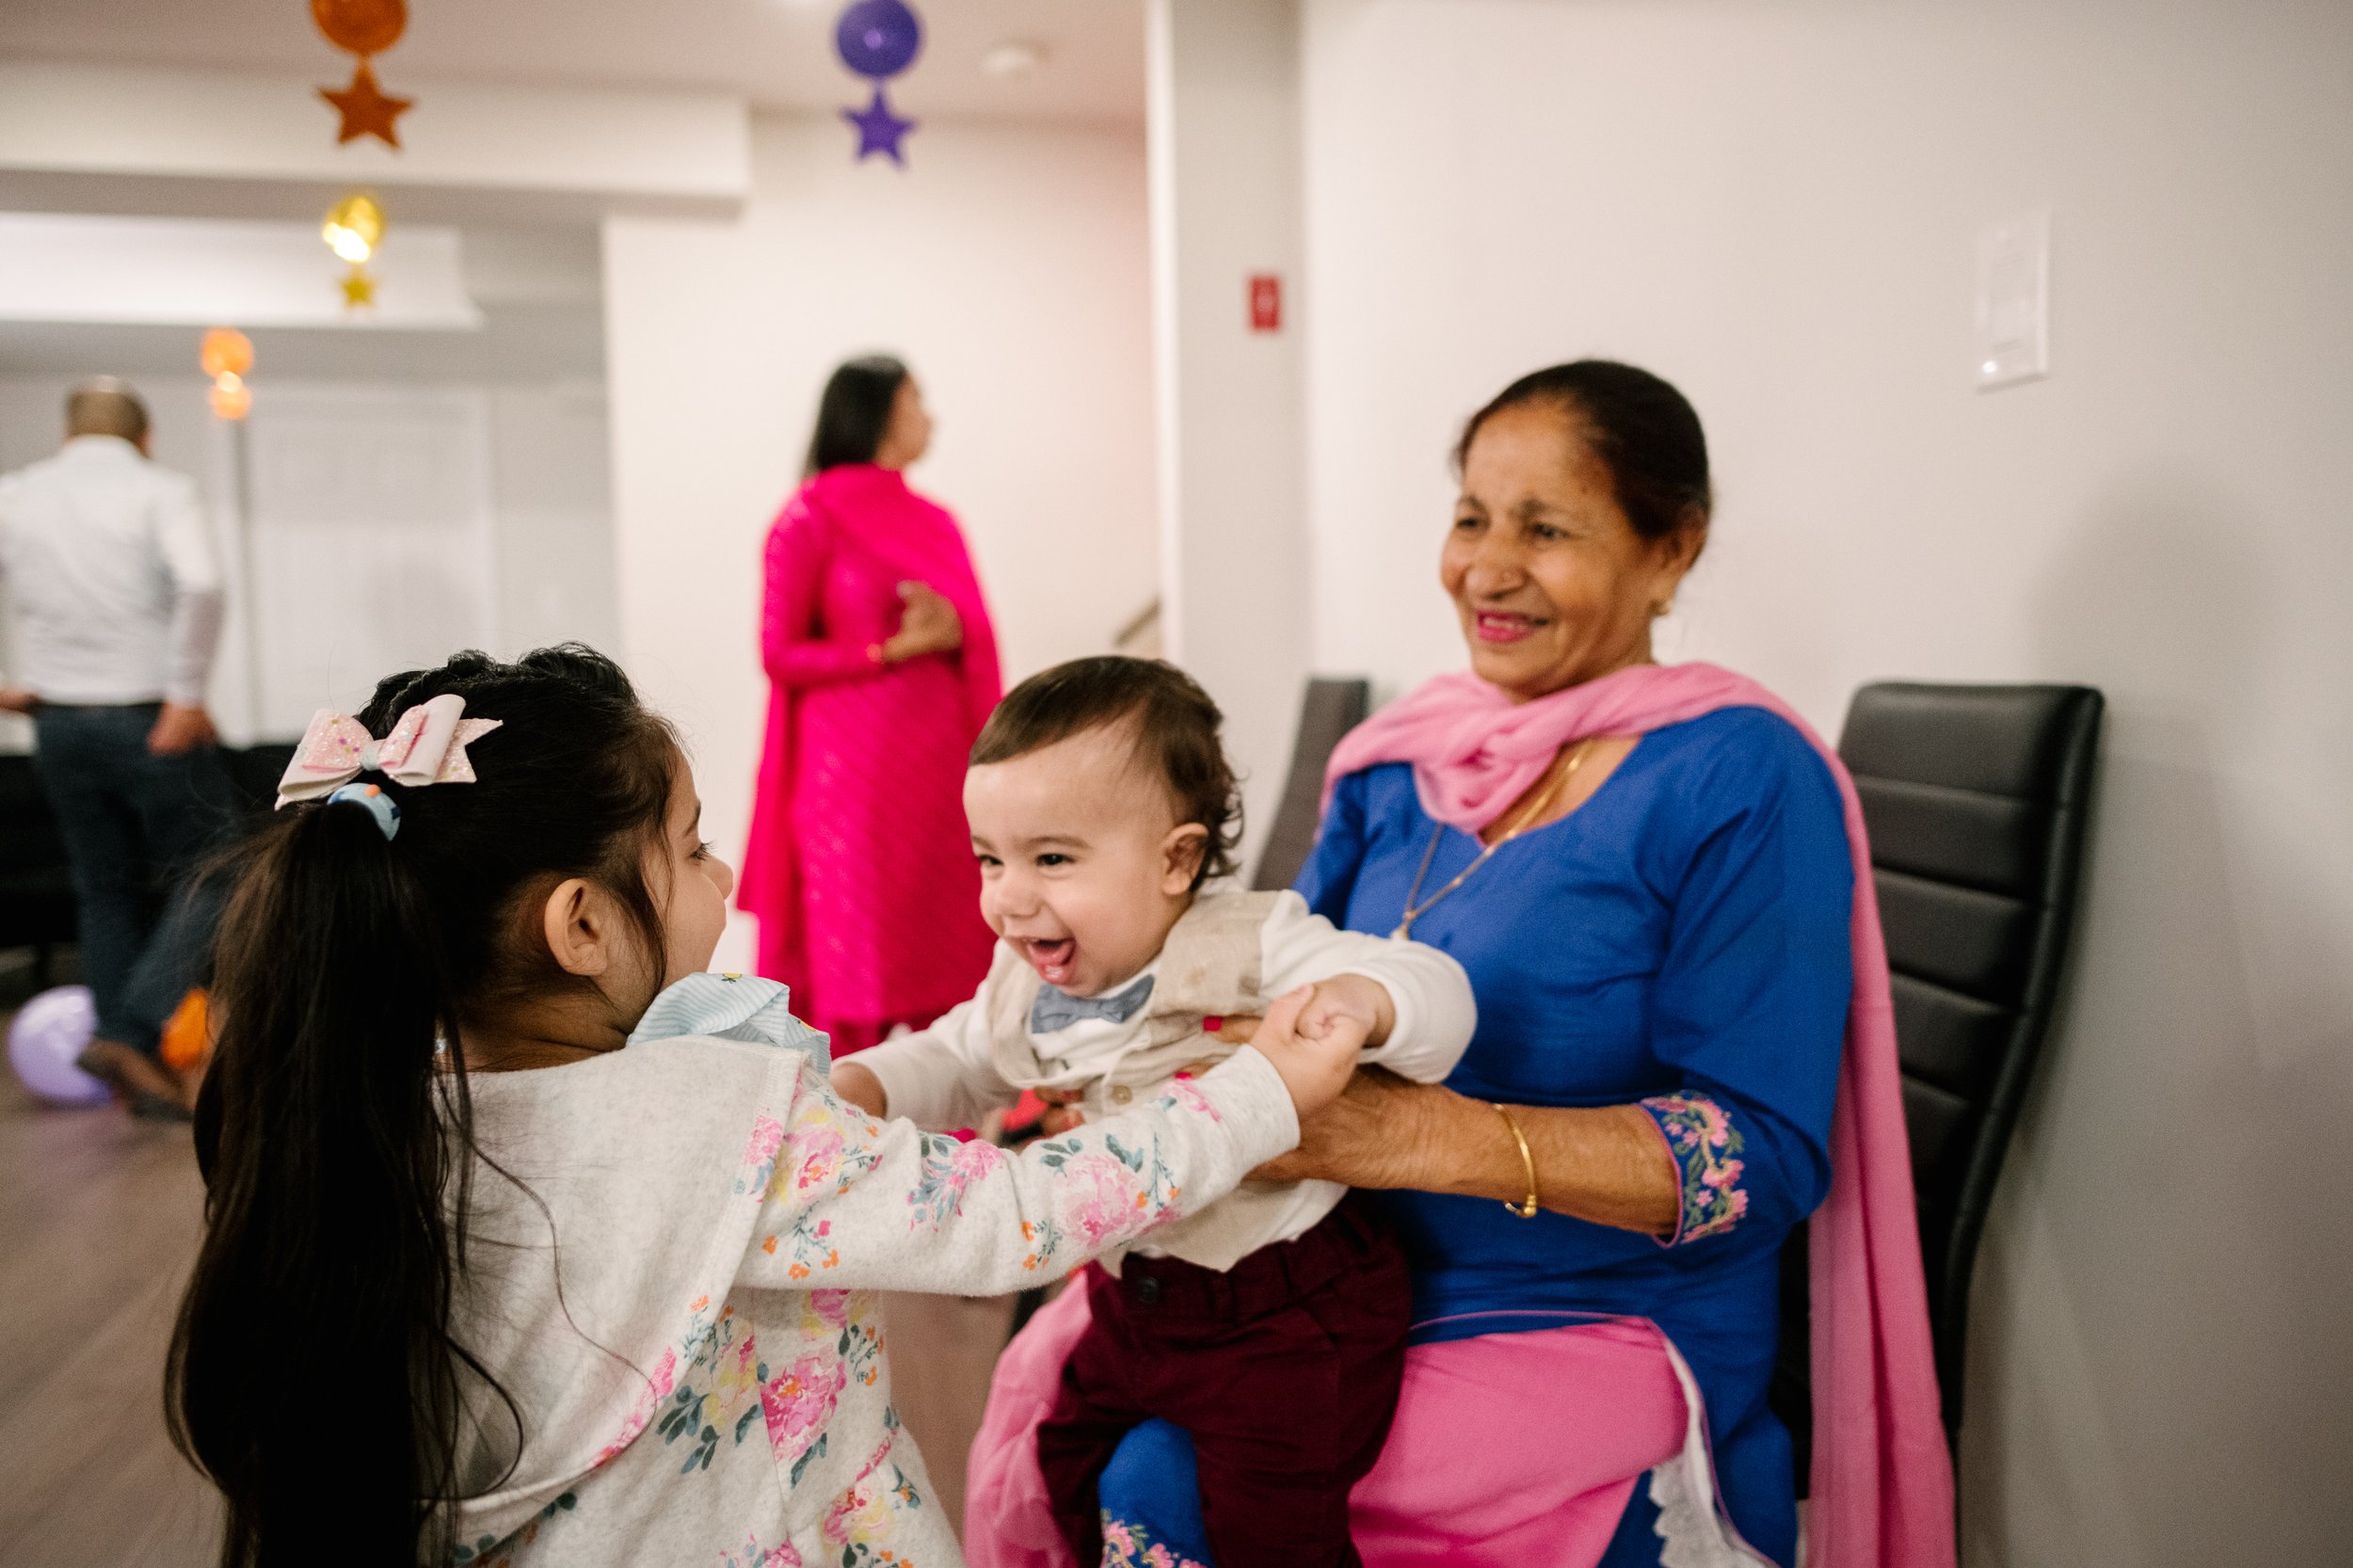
[741,356,1002,1055]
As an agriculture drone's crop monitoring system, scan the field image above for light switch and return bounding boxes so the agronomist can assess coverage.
[1975,210,2050,390]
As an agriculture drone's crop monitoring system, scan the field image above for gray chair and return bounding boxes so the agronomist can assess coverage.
[1773,681,2104,1483]
[1252,678,1371,892]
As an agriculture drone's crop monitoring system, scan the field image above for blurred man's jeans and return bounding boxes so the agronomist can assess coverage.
[31,702,236,1053]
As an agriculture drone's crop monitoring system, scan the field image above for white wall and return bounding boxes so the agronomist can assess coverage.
[0,370,619,748]
[1295,1,2353,1563]
[1147,0,1309,867]
[603,114,1156,968]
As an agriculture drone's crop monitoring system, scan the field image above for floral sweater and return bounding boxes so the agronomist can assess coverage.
[445,973,1298,1568]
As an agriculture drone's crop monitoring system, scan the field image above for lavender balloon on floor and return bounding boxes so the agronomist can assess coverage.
[7,985,109,1107]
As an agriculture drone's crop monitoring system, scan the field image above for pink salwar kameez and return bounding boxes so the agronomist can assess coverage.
[740,463,1001,1054]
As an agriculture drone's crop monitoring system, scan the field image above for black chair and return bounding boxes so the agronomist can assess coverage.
[0,754,79,989]
[1772,681,2103,1480]
[225,742,299,815]
[1252,678,1371,892]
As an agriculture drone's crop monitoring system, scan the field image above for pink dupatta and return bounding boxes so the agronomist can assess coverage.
[1322,660,1955,1568]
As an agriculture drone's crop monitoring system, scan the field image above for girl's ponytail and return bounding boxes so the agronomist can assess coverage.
[171,798,476,1563]
[167,646,679,1568]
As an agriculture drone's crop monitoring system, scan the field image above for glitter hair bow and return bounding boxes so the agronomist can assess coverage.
[275,693,503,808]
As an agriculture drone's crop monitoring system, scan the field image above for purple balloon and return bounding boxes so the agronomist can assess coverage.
[7,984,108,1107]
[835,0,923,81]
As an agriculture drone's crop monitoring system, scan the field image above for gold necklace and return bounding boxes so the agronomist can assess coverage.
[1392,739,1598,939]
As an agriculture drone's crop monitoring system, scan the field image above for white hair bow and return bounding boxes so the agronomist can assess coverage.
[275,693,503,807]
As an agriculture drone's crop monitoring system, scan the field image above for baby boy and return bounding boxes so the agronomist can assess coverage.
[831,655,1474,1568]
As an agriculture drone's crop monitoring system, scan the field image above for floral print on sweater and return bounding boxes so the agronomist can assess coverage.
[448,972,1297,1568]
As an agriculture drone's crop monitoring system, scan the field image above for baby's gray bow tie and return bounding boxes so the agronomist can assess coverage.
[1030,973,1156,1034]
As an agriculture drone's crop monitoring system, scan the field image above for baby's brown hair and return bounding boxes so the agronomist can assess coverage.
[970,655,1241,889]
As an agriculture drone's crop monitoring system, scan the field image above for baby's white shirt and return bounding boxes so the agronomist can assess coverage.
[854,889,1475,1272]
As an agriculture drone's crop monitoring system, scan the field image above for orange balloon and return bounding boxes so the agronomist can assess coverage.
[312,0,407,57]
[160,988,213,1072]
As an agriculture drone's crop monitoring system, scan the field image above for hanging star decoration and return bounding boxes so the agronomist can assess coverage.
[834,0,924,166]
[323,192,386,311]
[312,0,414,149]
[320,61,414,148]
[843,90,918,165]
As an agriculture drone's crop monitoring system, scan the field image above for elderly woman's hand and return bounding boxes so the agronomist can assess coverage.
[1250,1066,1446,1188]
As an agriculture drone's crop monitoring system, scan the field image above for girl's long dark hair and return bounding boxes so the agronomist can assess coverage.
[166,645,678,1568]
[804,353,909,475]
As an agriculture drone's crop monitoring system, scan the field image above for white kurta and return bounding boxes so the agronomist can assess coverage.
[445,972,1296,1567]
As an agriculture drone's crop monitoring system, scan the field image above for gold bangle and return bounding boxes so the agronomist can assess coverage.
[1490,1102,1540,1219]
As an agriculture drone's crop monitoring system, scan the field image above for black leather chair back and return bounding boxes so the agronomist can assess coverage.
[0,741,301,966]
[1252,678,1371,893]
[1774,681,2102,1471]
[226,742,299,815]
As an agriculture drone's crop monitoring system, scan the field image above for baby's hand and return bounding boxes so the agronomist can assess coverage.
[1296,974,1396,1051]
[1246,985,1368,1121]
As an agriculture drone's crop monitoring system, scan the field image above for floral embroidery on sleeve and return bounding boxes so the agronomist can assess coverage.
[1641,1093,1749,1244]
[1101,1514,1213,1568]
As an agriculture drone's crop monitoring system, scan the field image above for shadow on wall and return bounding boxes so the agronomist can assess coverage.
[1960,477,2353,1567]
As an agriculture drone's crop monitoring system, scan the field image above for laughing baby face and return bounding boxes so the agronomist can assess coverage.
[963,715,1208,1000]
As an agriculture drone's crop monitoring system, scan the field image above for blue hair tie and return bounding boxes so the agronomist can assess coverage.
[326,782,401,841]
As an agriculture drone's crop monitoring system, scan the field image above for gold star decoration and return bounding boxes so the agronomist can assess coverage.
[340,269,377,309]
[318,59,413,149]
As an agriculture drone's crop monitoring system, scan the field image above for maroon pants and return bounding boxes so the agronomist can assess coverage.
[1035,1199,1413,1568]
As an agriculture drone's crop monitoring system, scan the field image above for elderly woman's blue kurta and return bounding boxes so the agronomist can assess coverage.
[1094,706,1853,1568]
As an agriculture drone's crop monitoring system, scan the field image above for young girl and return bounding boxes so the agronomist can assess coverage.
[166,646,1362,1568]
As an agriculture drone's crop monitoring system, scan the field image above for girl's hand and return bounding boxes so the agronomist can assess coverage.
[1245,984,1366,1123]
[884,582,963,661]
[1034,1084,1086,1135]
[830,1060,888,1118]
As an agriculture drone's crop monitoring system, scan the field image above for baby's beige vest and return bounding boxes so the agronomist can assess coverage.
[984,889,1283,1091]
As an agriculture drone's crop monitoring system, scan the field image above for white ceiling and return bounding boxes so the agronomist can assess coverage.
[0,0,1146,125]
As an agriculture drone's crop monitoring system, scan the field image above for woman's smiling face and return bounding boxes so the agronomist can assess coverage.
[1442,400,1704,702]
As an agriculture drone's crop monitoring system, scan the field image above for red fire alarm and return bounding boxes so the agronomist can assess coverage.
[1248,273,1282,332]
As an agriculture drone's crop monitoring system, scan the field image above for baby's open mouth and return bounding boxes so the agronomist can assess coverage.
[1018,936,1079,987]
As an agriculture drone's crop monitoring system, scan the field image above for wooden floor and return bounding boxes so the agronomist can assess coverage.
[0,1061,1016,1564]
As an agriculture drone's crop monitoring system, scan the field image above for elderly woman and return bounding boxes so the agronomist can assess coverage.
[967,362,1951,1568]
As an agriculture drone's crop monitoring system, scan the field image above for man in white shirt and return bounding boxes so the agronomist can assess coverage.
[0,378,233,1115]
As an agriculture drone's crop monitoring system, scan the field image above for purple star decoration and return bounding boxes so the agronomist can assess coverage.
[842,88,917,165]
[835,0,924,165]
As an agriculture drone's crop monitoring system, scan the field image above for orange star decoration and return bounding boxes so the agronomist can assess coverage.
[319,59,413,148]
[339,270,377,309]
[312,0,413,149]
